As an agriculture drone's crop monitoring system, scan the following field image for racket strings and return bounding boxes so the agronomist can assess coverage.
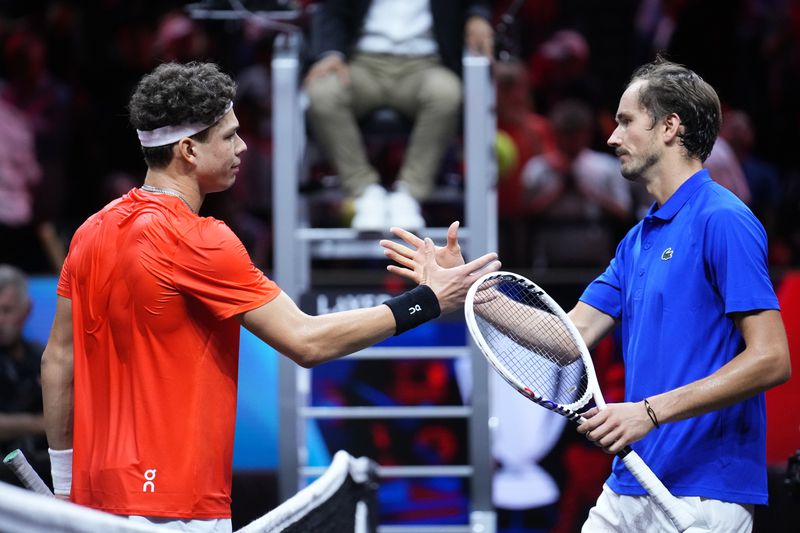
[474,280,589,407]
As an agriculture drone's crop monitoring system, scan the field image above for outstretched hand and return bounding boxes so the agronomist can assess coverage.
[380,221,465,283]
[380,222,500,314]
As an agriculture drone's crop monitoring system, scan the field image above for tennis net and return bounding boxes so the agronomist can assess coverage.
[0,450,378,533]
[239,450,378,533]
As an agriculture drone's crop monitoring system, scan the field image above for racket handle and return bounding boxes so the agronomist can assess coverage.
[619,448,700,532]
[3,449,54,497]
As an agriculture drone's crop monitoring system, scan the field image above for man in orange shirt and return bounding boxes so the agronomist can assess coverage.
[41,61,499,532]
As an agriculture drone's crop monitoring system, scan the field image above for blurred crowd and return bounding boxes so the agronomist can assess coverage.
[0,0,799,274]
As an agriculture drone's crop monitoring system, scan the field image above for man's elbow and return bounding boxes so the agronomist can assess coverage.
[289,351,319,369]
[765,346,792,388]
[41,345,72,376]
[282,339,331,369]
[774,351,791,386]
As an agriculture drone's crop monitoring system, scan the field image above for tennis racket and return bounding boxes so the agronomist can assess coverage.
[3,449,53,496]
[465,271,701,532]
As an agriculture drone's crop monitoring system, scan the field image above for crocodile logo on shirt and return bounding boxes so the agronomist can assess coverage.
[661,248,674,261]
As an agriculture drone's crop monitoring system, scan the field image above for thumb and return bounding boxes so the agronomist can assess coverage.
[446,221,460,250]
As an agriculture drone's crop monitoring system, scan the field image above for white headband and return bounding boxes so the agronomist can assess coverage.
[136,101,233,147]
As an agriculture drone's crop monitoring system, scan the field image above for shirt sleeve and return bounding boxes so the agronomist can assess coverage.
[704,205,779,314]
[56,230,80,299]
[56,251,72,298]
[579,254,624,319]
[173,219,281,320]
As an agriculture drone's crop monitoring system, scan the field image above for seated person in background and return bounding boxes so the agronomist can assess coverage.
[0,99,63,274]
[494,58,555,267]
[521,99,633,268]
[304,0,493,231]
[0,264,48,487]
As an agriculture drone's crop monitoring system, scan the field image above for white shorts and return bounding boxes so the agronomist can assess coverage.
[127,515,232,532]
[582,484,754,532]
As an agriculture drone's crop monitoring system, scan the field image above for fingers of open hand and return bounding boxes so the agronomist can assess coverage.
[390,226,424,248]
[383,238,425,282]
[386,264,420,283]
[381,239,415,261]
[384,251,416,271]
[463,252,500,276]
[415,238,436,284]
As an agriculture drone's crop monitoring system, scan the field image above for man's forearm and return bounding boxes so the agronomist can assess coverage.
[648,310,790,425]
[41,346,74,450]
[41,296,74,450]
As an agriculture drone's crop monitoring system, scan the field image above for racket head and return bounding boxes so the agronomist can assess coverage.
[465,271,602,415]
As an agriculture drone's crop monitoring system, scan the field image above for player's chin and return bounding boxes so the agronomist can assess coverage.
[224,171,238,186]
[210,177,236,194]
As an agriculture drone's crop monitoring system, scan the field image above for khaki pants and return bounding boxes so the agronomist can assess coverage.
[306,53,462,200]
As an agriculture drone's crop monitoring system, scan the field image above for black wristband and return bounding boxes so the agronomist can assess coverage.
[383,285,441,335]
[644,398,660,429]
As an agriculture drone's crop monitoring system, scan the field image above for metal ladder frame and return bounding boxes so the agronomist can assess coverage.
[272,33,497,532]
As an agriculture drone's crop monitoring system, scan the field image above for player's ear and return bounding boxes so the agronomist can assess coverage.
[662,113,682,143]
[176,137,196,163]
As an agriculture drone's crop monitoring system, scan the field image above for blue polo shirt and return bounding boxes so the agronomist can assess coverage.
[580,169,779,504]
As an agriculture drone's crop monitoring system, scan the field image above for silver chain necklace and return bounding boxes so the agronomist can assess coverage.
[140,184,197,214]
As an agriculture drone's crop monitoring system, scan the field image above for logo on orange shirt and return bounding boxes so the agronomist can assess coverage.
[143,469,157,493]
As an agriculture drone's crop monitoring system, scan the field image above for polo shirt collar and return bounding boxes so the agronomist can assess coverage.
[646,168,712,221]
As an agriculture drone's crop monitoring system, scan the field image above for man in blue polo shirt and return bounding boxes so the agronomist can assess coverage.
[571,58,791,531]
[378,56,791,531]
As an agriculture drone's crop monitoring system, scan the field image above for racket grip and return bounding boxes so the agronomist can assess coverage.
[3,449,54,497]
[619,448,698,532]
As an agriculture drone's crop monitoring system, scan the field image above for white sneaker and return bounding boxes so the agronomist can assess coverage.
[388,184,425,230]
[351,184,388,231]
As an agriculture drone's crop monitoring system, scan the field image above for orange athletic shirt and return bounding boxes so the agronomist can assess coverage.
[56,188,280,518]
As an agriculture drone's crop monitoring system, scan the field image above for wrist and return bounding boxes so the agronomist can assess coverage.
[643,398,660,429]
[383,285,441,335]
[48,448,73,496]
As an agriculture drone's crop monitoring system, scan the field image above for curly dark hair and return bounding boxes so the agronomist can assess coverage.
[629,56,720,162]
[128,62,236,168]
